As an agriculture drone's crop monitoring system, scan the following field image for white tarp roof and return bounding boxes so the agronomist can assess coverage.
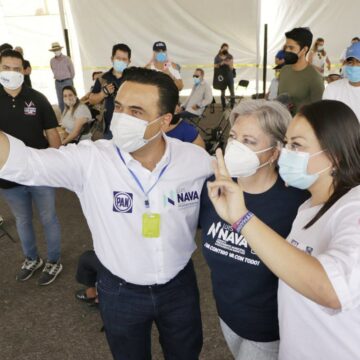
[0,0,359,103]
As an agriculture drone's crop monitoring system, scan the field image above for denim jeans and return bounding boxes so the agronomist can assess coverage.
[97,260,203,360]
[0,186,61,262]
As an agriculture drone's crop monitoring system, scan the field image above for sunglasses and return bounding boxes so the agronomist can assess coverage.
[193,75,200,78]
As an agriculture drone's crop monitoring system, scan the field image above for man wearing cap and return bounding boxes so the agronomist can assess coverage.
[323,42,360,121]
[277,27,324,114]
[145,41,183,90]
[49,42,75,112]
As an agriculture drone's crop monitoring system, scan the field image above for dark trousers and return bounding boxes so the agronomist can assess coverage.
[76,250,101,287]
[221,80,235,109]
[97,260,203,360]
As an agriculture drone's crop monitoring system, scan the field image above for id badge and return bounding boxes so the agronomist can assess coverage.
[142,213,161,238]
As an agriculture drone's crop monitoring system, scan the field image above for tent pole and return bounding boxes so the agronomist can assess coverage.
[58,0,71,57]
[263,23,268,96]
[255,0,261,98]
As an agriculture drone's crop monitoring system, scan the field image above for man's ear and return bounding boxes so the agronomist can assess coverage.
[161,113,173,131]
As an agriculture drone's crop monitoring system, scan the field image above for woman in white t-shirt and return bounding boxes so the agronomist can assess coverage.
[207,100,360,360]
[308,37,331,74]
[61,86,92,145]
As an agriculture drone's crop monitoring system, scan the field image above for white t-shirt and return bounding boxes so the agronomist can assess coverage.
[323,78,360,121]
[278,186,360,360]
[61,103,92,139]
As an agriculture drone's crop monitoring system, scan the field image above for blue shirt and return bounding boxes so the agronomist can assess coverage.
[199,175,309,342]
[91,68,124,131]
[166,120,199,143]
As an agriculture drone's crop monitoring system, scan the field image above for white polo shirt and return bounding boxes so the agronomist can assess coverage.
[0,134,213,285]
[278,186,360,360]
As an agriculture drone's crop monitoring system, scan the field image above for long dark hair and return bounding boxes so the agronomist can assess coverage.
[298,100,360,228]
[62,85,80,116]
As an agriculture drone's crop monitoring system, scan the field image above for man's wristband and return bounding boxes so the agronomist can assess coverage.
[231,211,254,234]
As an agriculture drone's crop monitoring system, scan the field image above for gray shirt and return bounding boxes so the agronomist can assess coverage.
[181,80,213,115]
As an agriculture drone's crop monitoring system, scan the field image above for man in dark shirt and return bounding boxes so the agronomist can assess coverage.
[0,49,62,285]
[89,43,131,139]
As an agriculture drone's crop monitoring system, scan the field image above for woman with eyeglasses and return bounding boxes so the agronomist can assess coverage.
[308,38,331,74]
[199,99,309,359]
[207,100,360,360]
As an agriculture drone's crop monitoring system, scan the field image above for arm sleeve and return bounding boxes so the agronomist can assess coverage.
[0,134,91,193]
[68,57,75,78]
[310,74,325,102]
[317,202,360,313]
[185,123,199,143]
[75,104,92,122]
[200,83,213,108]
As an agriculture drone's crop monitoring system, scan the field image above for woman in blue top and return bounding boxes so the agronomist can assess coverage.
[199,99,308,359]
[166,116,205,148]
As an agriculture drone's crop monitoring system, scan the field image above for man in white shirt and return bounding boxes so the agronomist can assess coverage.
[179,68,213,119]
[323,42,360,121]
[0,67,213,359]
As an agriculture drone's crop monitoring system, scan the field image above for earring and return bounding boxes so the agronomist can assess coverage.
[331,168,336,177]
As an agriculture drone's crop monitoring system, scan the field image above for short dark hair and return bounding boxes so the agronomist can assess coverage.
[285,27,313,52]
[0,49,24,65]
[195,68,204,76]
[121,67,179,115]
[352,37,360,42]
[298,100,360,228]
[112,43,131,59]
[0,43,13,53]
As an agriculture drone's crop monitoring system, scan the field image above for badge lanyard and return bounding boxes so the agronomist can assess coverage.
[116,147,169,209]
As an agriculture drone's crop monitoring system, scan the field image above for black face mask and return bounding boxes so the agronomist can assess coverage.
[221,50,229,55]
[284,51,299,65]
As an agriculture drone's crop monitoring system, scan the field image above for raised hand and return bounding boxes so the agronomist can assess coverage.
[207,148,247,225]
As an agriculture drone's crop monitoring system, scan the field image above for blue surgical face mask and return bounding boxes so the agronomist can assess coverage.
[278,148,330,190]
[156,52,167,62]
[193,77,201,85]
[344,65,360,83]
[113,60,128,73]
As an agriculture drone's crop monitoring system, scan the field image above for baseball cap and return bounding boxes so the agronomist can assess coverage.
[153,41,167,51]
[346,42,360,61]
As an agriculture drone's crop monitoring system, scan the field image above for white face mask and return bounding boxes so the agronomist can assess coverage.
[317,45,324,51]
[0,71,24,90]
[55,50,62,56]
[224,139,273,178]
[64,98,76,107]
[110,112,162,153]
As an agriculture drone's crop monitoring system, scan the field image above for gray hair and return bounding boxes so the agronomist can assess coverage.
[229,99,291,145]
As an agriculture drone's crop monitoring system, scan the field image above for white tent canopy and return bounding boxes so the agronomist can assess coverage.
[0,0,359,103]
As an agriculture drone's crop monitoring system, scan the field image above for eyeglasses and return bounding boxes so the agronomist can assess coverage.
[193,75,200,78]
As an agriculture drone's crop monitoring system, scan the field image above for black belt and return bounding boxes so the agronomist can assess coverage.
[56,78,71,82]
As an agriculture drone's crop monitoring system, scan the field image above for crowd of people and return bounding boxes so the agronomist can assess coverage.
[0,25,360,360]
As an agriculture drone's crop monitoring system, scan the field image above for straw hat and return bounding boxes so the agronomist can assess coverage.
[49,42,63,52]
